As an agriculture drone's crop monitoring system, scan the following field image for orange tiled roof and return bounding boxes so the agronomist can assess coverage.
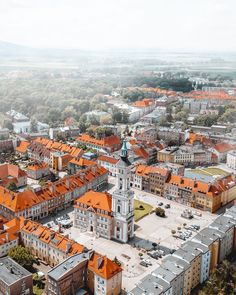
[32,138,83,158]
[97,155,119,165]
[88,252,122,280]
[133,98,154,108]
[132,146,149,159]
[0,165,108,213]
[75,190,112,212]
[166,175,222,198]
[0,217,24,245]
[27,162,49,171]
[77,134,121,148]
[136,165,169,177]
[21,219,84,254]
[16,141,30,154]
[0,163,26,179]
[213,142,234,153]
[69,158,96,167]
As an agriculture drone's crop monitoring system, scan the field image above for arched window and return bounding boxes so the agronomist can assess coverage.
[117,205,121,213]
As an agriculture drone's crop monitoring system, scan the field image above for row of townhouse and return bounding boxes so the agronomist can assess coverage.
[157,146,213,166]
[132,165,236,213]
[20,218,122,295]
[129,205,236,295]
[76,134,121,154]
[0,215,122,295]
[27,137,84,170]
[164,174,236,212]
[0,165,108,220]
[131,165,171,197]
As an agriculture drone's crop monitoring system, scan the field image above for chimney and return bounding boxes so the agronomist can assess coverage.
[49,184,55,194]
[66,177,70,188]
[5,232,9,243]
[97,257,104,269]
[66,242,71,253]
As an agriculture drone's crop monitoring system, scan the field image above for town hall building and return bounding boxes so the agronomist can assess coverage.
[74,140,134,243]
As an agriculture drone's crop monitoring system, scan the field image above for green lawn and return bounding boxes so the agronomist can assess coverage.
[134,200,153,222]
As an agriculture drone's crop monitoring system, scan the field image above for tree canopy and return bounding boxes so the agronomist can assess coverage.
[8,245,35,270]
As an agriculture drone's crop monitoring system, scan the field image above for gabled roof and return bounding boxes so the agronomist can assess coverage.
[77,134,121,148]
[30,138,83,159]
[88,252,122,280]
[97,155,119,165]
[21,219,84,254]
[69,158,96,167]
[16,141,30,154]
[135,165,169,177]
[132,146,149,159]
[213,142,234,154]
[27,162,49,171]
[0,163,26,179]
[75,190,112,212]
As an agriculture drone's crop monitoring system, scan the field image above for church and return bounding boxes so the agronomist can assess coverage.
[74,140,134,243]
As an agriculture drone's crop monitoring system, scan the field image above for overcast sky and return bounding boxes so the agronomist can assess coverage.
[0,0,235,51]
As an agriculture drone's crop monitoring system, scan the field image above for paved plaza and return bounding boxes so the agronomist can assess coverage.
[40,176,217,291]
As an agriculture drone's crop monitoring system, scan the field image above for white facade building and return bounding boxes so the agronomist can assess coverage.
[227,150,236,170]
[112,140,135,243]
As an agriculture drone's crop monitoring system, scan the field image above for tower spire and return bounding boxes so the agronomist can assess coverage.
[121,139,128,159]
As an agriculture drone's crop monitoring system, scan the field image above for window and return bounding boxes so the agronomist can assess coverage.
[117,205,121,213]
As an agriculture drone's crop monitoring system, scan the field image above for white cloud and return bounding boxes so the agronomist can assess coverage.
[0,0,235,51]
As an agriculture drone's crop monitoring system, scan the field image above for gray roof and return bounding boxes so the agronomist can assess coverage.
[152,265,177,283]
[130,274,171,295]
[173,243,202,263]
[192,227,222,246]
[162,255,189,273]
[0,257,32,286]
[209,215,236,233]
[224,206,236,220]
[48,252,91,281]
[183,240,209,254]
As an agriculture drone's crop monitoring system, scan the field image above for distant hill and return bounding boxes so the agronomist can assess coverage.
[0,40,87,58]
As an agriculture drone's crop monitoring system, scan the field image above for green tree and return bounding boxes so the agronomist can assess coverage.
[155,207,165,217]
[3,119,13,130]
[30,117,38,132]
[6,182,17,192]
[8,246,35,270]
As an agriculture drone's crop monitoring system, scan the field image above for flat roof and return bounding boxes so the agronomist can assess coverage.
[48,253,90,281]
[130,274,171,295]
[192,227,222,246]
[0,257,31,286]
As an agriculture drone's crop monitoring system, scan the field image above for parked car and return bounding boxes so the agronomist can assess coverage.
[143,259,152,266]
[192,224,200,230]
[158,202,163,206]
[140,261,149,267]
[165,204,170,209]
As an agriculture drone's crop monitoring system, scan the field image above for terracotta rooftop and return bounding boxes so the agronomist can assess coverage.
[97,155,119,165]
[75,190,112,213]
[21,219,84,255]
[213,142,234,153]
[136,165,170,177]
[77,134,121,148]
[27,162,49,171]
[88,252,122,280]
[16,141,30,154]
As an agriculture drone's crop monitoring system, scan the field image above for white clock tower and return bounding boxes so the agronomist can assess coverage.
[112,139,134,243]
